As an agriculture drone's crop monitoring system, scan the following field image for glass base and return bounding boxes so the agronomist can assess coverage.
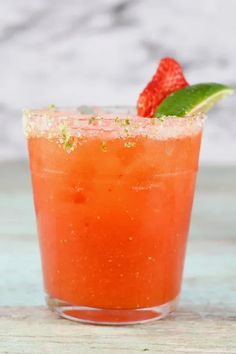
[46,294,179,325]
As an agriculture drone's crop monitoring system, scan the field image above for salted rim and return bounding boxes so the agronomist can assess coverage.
[23,106,205,149]
[24,105,205,122]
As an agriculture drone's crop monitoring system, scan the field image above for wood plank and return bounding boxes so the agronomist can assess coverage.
[0,307,236,354]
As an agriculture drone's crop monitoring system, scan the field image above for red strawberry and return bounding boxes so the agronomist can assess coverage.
[137,57,189,117]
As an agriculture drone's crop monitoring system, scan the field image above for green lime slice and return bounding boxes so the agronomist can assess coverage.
[154,83,234,118]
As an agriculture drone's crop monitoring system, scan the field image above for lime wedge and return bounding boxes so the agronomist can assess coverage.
[154,83,234,117]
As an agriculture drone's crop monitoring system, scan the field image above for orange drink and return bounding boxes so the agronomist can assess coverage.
[25,107,204,324]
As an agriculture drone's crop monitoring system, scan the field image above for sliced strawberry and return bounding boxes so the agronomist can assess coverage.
[137,57,189,117]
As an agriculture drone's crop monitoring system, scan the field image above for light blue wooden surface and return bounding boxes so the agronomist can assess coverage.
[0,161,236,309]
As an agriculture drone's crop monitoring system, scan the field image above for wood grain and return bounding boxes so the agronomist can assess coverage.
[0,307,236,354]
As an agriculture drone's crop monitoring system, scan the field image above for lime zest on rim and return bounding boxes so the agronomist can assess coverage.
[154,83,234,118]
[59,124,78,152]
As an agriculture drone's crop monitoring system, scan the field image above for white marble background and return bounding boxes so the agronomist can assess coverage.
[0,0,235,164]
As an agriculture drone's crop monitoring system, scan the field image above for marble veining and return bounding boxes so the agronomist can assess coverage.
[0,0,236,163]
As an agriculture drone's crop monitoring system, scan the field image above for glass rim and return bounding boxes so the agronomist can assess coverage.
[24,105,206,122]
[23,106,205,141]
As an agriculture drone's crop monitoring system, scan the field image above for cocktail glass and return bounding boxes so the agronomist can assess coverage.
[24,106,204,325]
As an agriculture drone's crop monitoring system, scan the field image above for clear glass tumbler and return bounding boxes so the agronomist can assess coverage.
[24,106,204,324]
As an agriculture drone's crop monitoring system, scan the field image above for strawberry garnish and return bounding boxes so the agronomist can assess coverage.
[137,57,189,117]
